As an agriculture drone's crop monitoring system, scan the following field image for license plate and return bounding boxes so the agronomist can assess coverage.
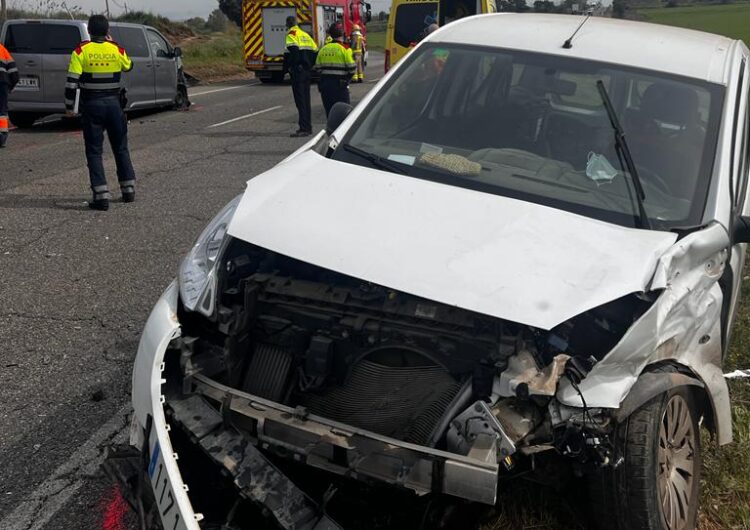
[16,77,39,91]
[148,442,188,530]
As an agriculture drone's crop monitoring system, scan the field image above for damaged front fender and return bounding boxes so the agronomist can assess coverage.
[557,222,733,444]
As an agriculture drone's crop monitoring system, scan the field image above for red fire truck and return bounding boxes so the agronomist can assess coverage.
[242,0,371,82]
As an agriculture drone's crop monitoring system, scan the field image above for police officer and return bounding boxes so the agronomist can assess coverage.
[314,24,355,118]
[284,15,318,137]
[350,24,365,83]
[0,43,19,149]
[65,15,136,211]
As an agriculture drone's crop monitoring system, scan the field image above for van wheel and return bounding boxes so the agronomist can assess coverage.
[173,85,190,110]
[588,388,701,530]
[9,112,40,129]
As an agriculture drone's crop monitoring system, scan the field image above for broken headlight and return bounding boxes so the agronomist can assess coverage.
[179,195,241,315]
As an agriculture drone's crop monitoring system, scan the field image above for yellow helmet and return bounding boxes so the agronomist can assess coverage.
[353,24,361,31]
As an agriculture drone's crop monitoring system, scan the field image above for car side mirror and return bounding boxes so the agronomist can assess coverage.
[733,215,750,243]
[326,102,353,135]
[173,47,182,58]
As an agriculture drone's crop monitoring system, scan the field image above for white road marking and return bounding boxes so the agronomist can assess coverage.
[207,105,283,128]
[190,83,259,97]
[0,402,131,530]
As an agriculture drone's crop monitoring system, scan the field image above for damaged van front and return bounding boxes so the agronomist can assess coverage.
[130,14,750,530]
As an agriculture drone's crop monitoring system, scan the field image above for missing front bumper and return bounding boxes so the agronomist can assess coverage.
[174,373,500,506]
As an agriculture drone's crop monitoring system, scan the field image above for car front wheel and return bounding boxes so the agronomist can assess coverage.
[588,388,702,530]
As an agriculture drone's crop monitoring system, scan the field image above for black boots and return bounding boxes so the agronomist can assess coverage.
[0,132,7,148]
[88,198,110,211]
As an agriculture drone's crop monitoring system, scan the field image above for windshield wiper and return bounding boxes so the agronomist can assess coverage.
[596,80,652,230]
[341,144,408,175]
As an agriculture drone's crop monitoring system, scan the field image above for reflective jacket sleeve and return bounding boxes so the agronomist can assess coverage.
[65,49,84,111]
[345,47,356,76]
[117,45,133,72]
[0,46,19,90]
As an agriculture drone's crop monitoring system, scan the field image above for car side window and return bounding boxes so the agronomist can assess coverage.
[4,24,46,54]
[112,27,150,58]
[43,24,81,54]
[146,30,171,59]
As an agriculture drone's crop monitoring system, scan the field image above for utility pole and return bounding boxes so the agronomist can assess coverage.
[105,0,111,17]
[1,0,7,24]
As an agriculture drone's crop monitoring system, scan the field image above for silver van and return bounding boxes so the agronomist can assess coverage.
[0,19,187,128]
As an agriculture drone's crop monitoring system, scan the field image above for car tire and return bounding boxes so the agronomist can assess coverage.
[9,112,40,129]
[588,387,701,530]
[173,85,190,110]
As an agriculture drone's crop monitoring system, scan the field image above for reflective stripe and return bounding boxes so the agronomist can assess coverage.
[94,191,112,200]
[93,185,110,193]
[65,82,78,89]
[80,82,121,90]
[319,69,352,76]
[64,98,75,106]
[119,180,135,188]
[68,72,81,79]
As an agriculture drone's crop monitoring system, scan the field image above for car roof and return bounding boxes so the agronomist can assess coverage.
[5,19,87,26]
[3,19,152,31]
[428,14,740,85]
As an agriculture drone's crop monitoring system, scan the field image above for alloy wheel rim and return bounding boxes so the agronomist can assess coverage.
[658,394,696,530]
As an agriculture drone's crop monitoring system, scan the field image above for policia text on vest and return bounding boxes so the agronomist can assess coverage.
[65,15,136,211]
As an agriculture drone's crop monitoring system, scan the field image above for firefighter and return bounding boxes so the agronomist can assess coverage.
[65,15,136,211]
[0,43,19,149]
[285,15,318,137]
[314,23,355,118]
[350,24,365,83]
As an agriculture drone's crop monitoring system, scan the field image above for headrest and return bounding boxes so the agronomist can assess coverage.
[640,82,699,126]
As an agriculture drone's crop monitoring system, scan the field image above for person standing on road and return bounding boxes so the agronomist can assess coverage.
[65,15,136,211]
[350,24,365,83]
[284,15,318,137]
[0,43,20,149]
[315,24,355,118]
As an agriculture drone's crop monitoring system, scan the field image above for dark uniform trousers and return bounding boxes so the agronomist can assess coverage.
[319,77,350,117]
[290,66,312,133]
[0,82,8,140]
[81,95,136,195]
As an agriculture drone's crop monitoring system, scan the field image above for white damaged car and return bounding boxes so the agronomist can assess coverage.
[128,13,750,530]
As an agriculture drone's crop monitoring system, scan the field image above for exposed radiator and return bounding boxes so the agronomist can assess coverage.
[300,359,461,445]
[241,343,293,402]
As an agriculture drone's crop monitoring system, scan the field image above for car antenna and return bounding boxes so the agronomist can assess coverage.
[562,14,592,49]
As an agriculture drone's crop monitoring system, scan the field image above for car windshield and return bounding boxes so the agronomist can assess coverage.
[333,44,725,229]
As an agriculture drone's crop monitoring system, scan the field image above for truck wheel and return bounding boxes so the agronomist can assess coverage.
[9,112,40,129]
[588,388,701,530]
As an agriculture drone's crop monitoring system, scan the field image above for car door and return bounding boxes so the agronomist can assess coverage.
[41,23,85,109]
[109,25,156,109]
[145,28,177,105]
[3,23,45,107]
[724,57,750,357]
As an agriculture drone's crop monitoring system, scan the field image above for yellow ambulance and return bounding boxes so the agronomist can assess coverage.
[384,0,496,71]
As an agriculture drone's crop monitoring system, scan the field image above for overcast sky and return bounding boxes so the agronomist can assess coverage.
[9,0,392,19]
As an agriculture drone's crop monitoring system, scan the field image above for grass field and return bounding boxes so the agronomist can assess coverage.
[180,29,249,82]
[367,30,386,51]
[640,3,750,44]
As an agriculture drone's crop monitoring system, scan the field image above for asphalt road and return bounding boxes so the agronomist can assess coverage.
[0,54,385,530]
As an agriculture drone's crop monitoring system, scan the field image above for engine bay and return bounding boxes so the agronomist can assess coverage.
[171,238,655,505]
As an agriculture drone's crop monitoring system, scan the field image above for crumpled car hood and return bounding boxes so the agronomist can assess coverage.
[228,150,678,330]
